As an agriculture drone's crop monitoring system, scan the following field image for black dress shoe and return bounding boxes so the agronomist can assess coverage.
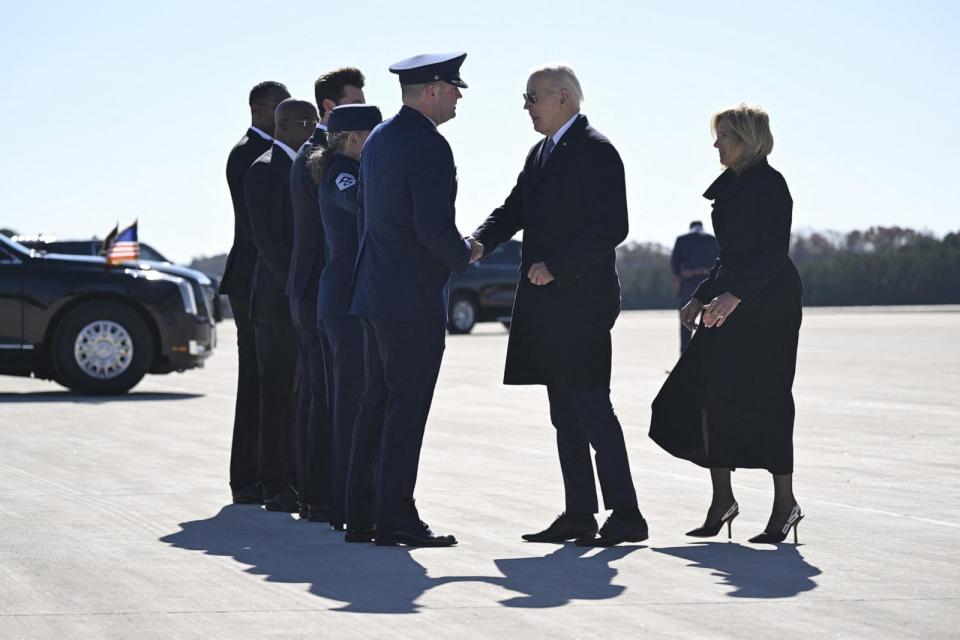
[306,505,331,523]
[263,485,299,513]
[231,484,263,505]
[344,526,376,543]
[522,513,598,543]
[576,512,648,547]
[375,520,457,547]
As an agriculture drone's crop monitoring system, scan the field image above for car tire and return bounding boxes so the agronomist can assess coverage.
[51,301,154,395]
[447,293,478,335]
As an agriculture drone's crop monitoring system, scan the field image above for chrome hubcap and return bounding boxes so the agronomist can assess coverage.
[451,300,476,331]
[74,320,133,379]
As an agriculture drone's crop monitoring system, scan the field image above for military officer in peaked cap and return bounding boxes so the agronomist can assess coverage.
[348,53,481,547]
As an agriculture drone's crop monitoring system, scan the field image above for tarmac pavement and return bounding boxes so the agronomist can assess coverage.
[1,307,957,638]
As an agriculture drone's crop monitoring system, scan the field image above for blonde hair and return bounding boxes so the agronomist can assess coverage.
[712,103,774,172]
[307,132,349,184]
[530,64,584,106]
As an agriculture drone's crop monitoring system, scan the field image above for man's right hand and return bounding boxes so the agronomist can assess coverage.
[467,237,484,264]
[680,298,703,331]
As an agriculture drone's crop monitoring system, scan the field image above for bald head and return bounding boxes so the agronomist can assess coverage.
[274,98,319,149]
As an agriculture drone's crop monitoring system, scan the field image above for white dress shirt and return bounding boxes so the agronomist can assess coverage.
[249,126,273,141]
[550,112,580,146]
[273,139,297,161]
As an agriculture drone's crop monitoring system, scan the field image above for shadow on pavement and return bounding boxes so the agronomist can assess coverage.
[160,505,640,613]
[652,542,821,598]
[488,543,643,607]
[0,391,203,403]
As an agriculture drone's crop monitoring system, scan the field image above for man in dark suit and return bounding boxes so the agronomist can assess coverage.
[348,53,479,547]
[244,98,319,512]
[222,81,290,504]
[471,65,647,547]
[670,221,719,352]
[287,67,366,526]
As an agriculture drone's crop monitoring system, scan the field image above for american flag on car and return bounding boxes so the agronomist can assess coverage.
[105,221,140,265]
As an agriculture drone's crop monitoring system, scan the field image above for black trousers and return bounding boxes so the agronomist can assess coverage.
[347,317,445,532]
[294,322,331,509]
[320,315,363,525]
[228,291,261,493]
[546,386,638,515]
[253,308,299,497]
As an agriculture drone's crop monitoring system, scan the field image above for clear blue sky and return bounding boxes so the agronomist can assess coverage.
[1,0,956,264]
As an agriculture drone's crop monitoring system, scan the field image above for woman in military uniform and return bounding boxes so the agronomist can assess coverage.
[649,104,804,544]
[308,104,382,535]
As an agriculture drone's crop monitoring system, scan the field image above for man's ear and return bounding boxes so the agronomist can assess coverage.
[322,98,337,116]
[559,87,568,105]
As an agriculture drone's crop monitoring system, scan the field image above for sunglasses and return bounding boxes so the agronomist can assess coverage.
[522,90,557,105]
[294,119,319,128]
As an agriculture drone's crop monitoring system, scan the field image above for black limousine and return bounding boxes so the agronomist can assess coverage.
[0,234,216,394]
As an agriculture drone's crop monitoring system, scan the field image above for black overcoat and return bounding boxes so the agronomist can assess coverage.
[649,159,802,474]
[472,115,628,389]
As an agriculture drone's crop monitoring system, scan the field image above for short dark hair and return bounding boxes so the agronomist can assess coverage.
[314,67,365,116]
[689,220,703,229]
[249,81,289,105]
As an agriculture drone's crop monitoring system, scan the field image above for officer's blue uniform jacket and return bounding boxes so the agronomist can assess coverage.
[349,106,471,323]
[286,127,328,323]
[317,153,361,320]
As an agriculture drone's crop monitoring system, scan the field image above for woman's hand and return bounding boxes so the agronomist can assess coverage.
[702,292,741,328]
[680,298,704,331]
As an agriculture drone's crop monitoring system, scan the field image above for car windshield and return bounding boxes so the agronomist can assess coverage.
[139,244,169,262]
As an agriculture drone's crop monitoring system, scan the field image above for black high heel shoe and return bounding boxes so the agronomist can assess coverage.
[749,504,803,544]
[686,502,739,539]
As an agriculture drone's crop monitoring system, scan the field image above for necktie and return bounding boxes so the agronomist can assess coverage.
[540,137,555,169]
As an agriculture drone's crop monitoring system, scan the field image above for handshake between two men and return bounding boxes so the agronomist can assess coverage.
[465,237,555,286]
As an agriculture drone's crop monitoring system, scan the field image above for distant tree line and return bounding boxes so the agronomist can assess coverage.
[617,227,960,309]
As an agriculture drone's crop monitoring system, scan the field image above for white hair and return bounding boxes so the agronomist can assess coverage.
[529,64,584,106]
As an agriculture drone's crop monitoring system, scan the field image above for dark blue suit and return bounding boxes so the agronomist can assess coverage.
[670,229,719,352]
[316,152,363,526]
[287,127,333,512]
[348,106,471,532]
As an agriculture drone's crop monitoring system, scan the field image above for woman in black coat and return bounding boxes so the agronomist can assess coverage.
[649,104,804,544]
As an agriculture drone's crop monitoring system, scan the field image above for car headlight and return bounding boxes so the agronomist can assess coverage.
[126,268,198,315]
[175,280,199,315]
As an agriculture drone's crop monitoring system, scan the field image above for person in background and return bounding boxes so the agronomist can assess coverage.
[286,67,366,525]
[244,98,318,513]
[670,220,719,352]
[307,104,382,541]
[222,80,290,505]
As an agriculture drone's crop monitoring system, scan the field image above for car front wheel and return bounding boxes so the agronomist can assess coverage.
[447,293,478,334]
[52,301,154,394]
